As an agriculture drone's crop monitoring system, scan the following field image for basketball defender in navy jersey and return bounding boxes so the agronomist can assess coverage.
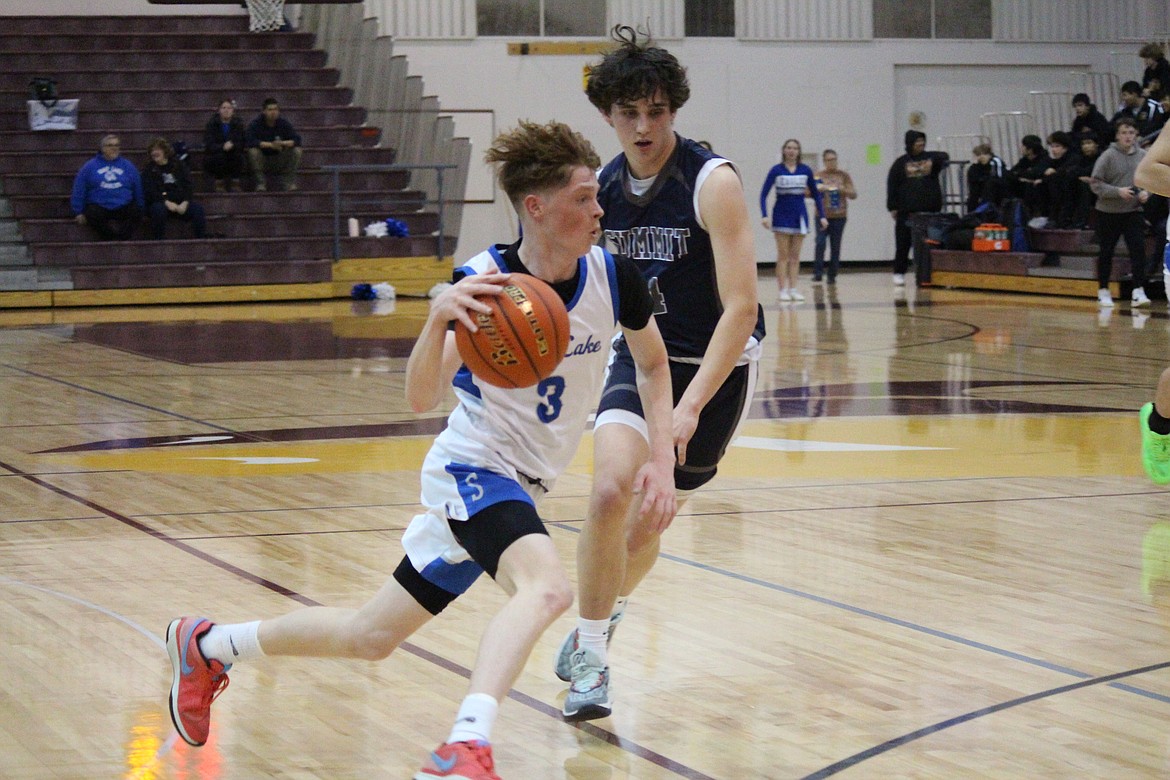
[556,26,763,720]
[164,121,677,780]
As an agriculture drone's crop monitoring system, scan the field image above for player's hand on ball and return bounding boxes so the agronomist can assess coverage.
[432,269,511,332]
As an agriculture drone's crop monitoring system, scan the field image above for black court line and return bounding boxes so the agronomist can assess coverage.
[3,363,248,437]
[0,458,714,780]
[549,522,1170,706]
[801,659,1170,779]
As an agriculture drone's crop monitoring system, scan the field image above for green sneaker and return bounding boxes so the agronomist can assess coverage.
[1141,403,1170,484]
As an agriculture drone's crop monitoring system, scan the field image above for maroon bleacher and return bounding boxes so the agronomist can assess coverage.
[1,15,442,293]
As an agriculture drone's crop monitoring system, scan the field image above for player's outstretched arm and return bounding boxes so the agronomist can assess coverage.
[1137,128,1170,195]
[623,316,678,533]
[674,165,759,460]
[405,270,510,412]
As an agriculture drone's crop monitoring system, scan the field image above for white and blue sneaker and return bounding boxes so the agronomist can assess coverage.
[562,648,612,721]
[554,611,622,682]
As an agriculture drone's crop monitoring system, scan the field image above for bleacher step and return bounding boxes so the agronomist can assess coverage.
[0,266,71,291]
[0,243,29,265]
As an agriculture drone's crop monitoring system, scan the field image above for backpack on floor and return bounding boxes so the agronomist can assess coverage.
[1000,197,1030,252]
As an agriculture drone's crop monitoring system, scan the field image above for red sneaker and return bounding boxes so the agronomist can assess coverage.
[166,617,230,746]
[415,740,502,780]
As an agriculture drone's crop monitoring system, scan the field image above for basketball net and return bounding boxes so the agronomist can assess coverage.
[246,0,285,32]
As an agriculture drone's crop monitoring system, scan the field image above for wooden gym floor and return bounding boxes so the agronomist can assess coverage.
[1,270,1168,779]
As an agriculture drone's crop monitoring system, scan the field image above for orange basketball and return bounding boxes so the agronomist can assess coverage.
[454,274,571,389]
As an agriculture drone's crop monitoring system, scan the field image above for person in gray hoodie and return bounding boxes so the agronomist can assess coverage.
[1091,117,1151,307]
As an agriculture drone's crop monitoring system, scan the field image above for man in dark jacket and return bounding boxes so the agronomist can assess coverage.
[1112,81,1165,137]
[966,143,1007,213]
[202,98,248,191]
[245,97,303,191]
[1041,131,1083,227]
[1071,93,1112,148]
[1068,130,1101,229]
[1007,134,1051,216]
[1140,42,1170,99]
[143,138,207,240]
[886,129,949,286]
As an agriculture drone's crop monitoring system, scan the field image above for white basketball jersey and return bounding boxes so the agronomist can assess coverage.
[438,244,621,486]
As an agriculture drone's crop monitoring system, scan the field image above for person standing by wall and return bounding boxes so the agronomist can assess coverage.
[760,138,826,301]
[886,130,949,287]
[811,148,856,285]
[1091,117,1151,308]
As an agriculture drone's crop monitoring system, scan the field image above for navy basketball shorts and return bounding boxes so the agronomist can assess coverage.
[594,339,758,491]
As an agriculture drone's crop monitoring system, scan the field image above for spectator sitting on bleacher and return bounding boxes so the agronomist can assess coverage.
[246,97,303,192]
[202,99,248,192]
[1112,81,1165,138]
[1041,131,1083,228]
[143,138,207,241]
[1140,94,1170,149]
[1070,130,1101,229]
[1141,43,1170,100]
[70,134,144,241]
[965,143,1007,213]
[1007,134,1051,217]
[1071,93,1113,148]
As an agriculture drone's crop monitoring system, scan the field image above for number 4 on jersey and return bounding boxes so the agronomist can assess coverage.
[648,277,667,315]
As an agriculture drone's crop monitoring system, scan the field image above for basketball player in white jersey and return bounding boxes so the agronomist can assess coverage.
[164,120,677,780]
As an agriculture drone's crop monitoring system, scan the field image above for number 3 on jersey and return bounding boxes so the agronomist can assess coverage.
[536,376,565,423]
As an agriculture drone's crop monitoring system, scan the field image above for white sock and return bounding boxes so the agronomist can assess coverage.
[197,621,263,665]
[611,596,628,622]
[448,693,498,744]
[577,617,611,662]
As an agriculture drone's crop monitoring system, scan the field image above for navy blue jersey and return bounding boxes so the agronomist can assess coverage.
[598,134,765,360]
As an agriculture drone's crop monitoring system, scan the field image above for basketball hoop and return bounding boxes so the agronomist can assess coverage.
[246,0,285,32]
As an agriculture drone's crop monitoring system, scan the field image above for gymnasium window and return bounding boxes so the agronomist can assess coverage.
[873,0,991,39]
[477,0,605,36]
[686,0,735,37]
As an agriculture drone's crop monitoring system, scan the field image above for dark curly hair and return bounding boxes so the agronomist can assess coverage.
[585,25,690,114]
[485,120,600,208]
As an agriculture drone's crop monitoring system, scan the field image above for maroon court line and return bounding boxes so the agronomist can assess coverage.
[0,458,716,780]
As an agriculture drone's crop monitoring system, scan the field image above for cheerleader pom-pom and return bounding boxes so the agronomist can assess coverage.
[384,218,410,237]
[372,282,396,300]
[364,221,389,238]
[350,283,376,300]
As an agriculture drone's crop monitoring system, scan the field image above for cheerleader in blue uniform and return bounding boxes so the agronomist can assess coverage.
[760,138,826,301]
